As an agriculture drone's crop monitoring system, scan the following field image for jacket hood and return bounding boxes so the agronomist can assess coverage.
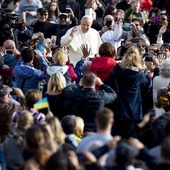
[16,65,35,78]
[47,64,69,76]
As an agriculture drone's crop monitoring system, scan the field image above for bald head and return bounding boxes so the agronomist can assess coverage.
[3,40,16,49]
[103,15,114,27]
[81,15,93,33]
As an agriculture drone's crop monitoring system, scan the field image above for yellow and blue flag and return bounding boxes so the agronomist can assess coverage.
[33,97,49,109]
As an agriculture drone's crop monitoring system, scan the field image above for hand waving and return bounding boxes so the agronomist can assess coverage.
[80,44,91,58]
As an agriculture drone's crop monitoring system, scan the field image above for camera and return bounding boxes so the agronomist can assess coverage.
[131,37,140,43]
[4,49,14,55]
[0,9,21,30]
[46,56,53,62]
[106,20,112,28]
[60,8,70,13]
[143,53,154,62]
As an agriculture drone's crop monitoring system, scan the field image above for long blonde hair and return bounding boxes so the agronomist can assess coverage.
[46,117,65,144]
[47,72,66,94]
[120,46,143,71]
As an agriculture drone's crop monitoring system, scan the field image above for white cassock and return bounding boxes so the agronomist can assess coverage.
[60,25,102,66]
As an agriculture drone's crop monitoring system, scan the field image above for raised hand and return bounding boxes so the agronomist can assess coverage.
[70,26,77,37]
[80,44,91,58]
[159,25,167,35]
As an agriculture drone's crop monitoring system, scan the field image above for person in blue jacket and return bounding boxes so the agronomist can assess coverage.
[12,48,48,94]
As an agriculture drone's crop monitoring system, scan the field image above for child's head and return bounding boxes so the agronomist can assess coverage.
[74,116,84,137]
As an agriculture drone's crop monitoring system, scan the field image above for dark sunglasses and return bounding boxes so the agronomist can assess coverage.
[137,44,145,48]
[40,13,48,16]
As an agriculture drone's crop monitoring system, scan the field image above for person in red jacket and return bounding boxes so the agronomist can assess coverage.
[89,42,117,82]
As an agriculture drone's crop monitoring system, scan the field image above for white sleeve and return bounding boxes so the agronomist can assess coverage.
[113,24,123,41]
[156,36,164,47]
[60,28,74,46]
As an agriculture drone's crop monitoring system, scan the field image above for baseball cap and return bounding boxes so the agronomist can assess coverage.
[59,12,68,17]
[37,8,48,14]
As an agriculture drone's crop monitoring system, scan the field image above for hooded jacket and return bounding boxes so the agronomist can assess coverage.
[46,64,71,85]
[13,60,47,94]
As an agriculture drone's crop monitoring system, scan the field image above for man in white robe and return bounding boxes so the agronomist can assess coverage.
[60,15,102,66]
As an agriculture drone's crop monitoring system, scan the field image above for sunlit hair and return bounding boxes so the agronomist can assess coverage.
[75,116,84,137]
[99,42,116,58]
[95,107,113,130]
[46,117,65,143]
[17,110,34,146]
[82,71,96,86]
[149,43,160,51]
[47,72,66,94]
[53,48,67,65]
[160,59,170,78]
[25,89,42,108]
[120,46,143,71]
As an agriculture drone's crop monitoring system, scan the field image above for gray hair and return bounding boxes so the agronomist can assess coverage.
[82,61,92,73]
[160,59,170,78]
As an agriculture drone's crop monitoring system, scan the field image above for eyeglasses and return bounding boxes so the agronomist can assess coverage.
[137,44,145,48]
[40,13,48,16]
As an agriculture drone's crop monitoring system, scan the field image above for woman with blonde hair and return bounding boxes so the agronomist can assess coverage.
[46,117,66,144]
[106,46,152,138]
[119,46,143,71]
[45,72,70,120]
[46,47,71,85]
[74,116,84,143]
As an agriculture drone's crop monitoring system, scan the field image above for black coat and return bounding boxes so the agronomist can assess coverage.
[31,21,56,39]
[62,84,117,125]
[105,65,152,120]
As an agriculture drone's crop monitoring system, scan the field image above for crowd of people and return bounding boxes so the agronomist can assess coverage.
[0,0,170,170]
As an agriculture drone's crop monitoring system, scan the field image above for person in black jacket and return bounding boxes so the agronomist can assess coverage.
[56,8,78,45]
[31,8,56,39]
[62,71,117,132]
